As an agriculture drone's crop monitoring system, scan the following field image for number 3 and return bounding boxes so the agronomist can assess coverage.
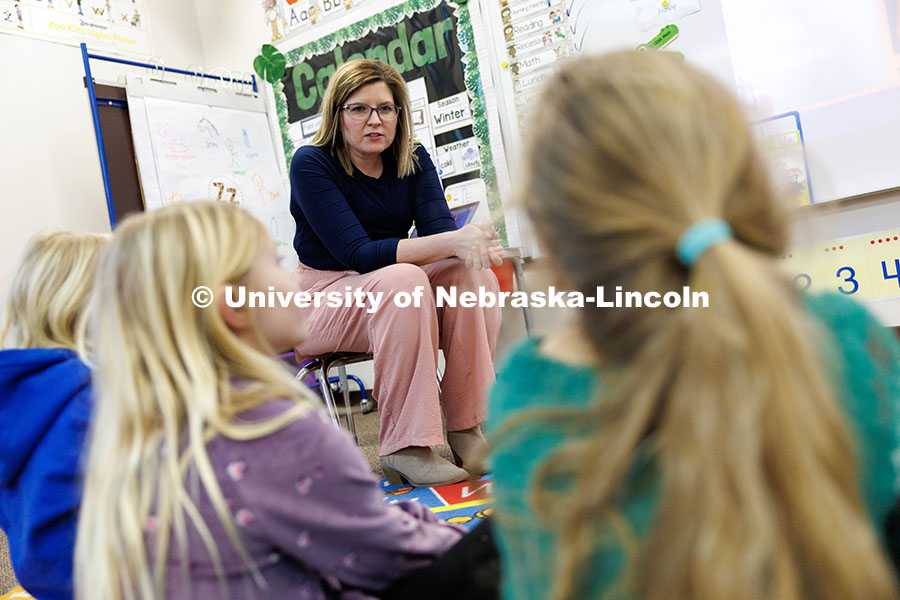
[836,266,858,295]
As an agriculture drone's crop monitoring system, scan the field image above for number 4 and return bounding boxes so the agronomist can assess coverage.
[882,259,900,288]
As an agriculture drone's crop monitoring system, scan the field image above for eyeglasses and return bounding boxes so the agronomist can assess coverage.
[341,103,401,121]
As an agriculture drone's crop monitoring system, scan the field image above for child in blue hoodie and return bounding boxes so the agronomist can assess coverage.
[0,231,107,600]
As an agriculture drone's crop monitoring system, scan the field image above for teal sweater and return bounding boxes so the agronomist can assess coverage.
[487,293,900,600]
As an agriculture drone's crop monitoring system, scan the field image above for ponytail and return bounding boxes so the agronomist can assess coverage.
[506,51,900,600]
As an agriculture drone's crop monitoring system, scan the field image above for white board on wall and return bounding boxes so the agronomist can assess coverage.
[126,77,297,268]
[719,0,900,203]
[484,0,900,204]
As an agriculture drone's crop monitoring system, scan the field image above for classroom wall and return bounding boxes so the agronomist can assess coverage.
[193,0,270,79]
[0,1,260,317]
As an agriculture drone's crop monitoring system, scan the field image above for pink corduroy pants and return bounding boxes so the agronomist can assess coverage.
[294,258,501,456]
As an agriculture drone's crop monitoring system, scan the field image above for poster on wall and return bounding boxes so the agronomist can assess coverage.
[754,111,812,206]
[0,0,152,56]
[270,0,511,244]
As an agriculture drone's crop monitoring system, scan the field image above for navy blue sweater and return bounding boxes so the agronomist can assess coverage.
[0,348,92,600]
[289,145,457,273]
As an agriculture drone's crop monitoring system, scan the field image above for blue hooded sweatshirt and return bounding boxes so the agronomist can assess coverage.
[0,348,92,600]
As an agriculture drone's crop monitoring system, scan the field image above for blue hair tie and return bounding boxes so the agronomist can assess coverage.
[676,218,733,266]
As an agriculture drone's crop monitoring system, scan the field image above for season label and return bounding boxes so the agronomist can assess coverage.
[429,91,473,135]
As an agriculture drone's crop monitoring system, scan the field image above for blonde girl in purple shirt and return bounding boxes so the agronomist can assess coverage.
[74,202,462,600]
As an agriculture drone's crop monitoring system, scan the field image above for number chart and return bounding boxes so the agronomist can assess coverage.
[781,229,900,302]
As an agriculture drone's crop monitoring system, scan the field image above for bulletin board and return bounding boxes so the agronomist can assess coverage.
[267,0,518,248]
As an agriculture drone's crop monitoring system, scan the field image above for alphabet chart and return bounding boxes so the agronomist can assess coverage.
[781,230,900,302]
[279,0,366,37]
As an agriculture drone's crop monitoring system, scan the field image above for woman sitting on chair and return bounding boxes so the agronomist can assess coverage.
[289,59,502,487]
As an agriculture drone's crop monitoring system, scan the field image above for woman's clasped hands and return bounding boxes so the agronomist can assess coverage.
[455,221,504,270]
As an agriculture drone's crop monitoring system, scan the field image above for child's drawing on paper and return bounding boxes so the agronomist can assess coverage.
[251,172,269,208]
[156,124,189,153]
[225,139,241,168]
[197,118,220,138]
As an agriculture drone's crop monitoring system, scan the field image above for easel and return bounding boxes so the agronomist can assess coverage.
[79,42,258,228]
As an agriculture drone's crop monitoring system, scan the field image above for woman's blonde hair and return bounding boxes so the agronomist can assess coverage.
[513,51,898,600]
[74,202,318,600]
[0,231,107,350]
[311,59,419,177]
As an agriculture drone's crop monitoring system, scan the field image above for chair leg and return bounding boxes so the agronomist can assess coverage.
[295,362,317,386]
[299,354,370,440]
[337,364,358,442]
[511,256,534,336]
[315,365,342,430]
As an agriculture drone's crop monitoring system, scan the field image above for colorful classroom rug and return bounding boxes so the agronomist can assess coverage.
[380,475,493,531]
[0,587,33,600]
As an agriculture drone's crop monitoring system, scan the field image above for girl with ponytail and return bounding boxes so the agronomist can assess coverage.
[487,51,900,600]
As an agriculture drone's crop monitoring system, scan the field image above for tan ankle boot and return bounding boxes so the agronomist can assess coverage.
[447,426,488,477]
[380,446,469,487]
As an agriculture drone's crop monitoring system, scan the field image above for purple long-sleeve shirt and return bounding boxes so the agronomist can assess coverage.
[150,400,463,599]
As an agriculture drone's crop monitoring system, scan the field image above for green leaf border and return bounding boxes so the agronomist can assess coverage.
[273,0,506,243]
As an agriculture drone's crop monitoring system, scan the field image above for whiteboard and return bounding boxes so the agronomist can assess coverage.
[484,0,900,204]
[126,78,297,268]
